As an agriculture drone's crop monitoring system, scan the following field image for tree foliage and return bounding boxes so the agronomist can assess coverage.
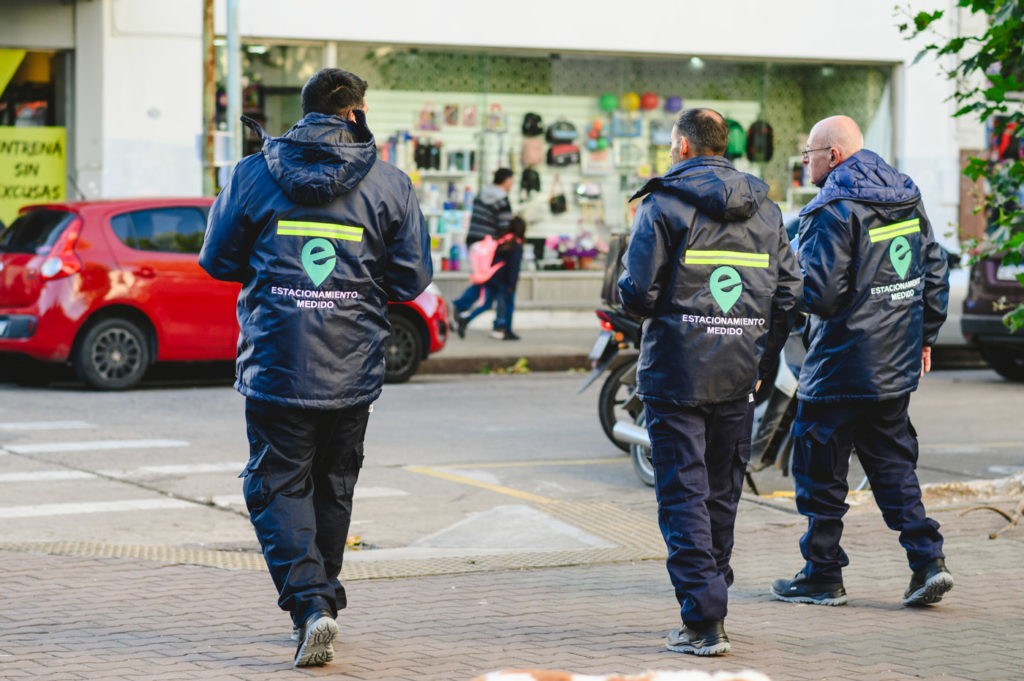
[900,0,1024,330]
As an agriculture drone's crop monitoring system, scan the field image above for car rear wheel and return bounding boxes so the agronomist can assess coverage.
[980,346,1024,382]
[384,314,422,384]
[74,318,150,390]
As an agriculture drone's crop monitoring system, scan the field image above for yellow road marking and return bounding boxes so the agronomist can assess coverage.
[439,458,626,470]
[404,465,557,504]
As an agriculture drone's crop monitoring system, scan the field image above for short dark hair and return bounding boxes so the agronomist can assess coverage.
[301,68,368,117]
[493,168,514,185]
[674,108,728,156]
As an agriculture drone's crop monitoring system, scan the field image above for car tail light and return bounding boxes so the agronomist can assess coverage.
[39,218,83,280]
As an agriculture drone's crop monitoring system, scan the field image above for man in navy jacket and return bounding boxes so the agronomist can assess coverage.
[619,108,802,656]
[200,68,431,667]
[770,115,952,609]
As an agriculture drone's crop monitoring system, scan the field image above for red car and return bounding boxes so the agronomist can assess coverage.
[0,198,447,389]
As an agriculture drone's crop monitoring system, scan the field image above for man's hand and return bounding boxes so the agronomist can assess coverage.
[921,346,932,376]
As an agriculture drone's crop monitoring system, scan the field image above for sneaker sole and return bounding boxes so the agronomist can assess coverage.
[770,587,847,606]
[902,572,954,607]
[666,640,731,656]
[294,616,338,667]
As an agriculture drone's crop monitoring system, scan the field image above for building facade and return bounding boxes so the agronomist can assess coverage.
[1,0,985,256]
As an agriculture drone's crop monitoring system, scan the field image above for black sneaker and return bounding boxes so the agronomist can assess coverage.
[293,610,338,668]
[665,620,730,656]
[502,330,521,341]
[902,558,953,607]
[455,315,467,339]
[771,571,847,606]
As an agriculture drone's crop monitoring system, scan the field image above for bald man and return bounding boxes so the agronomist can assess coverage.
[771,115,952,608]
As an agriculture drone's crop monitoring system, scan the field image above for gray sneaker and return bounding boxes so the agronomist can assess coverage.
[666,621,731,656]
[771,571,847,606]
[293,611,338,668]
[902,558,954,607]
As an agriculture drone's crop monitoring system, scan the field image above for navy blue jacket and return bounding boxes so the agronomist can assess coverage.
[618,156,803,406]
[199,112,432,409]
[797,149,948,402]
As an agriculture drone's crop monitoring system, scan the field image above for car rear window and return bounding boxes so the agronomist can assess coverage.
[0,209,75,254]
[110,207,208,254]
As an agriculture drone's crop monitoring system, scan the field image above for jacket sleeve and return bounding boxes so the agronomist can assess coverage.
[798,207,853,318]
[618,196,675,317]
[383,184,433,302]
[919,203,950,346]
[199,165,255,283]
[758,223,804,379]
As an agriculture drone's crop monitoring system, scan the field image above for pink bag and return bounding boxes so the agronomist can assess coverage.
[468,235,508,284]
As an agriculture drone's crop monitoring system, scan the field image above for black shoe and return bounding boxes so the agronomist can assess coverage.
[903,558,953,606]
[502,331,521,341]
[771,571,847,606]
[455,315,467,339]
[665,620,730,656]
[293,609,338,668]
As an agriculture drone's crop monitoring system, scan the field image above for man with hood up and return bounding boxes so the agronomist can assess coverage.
[618,108,802,656]
[199,68,431,667]
[770,116,952,609]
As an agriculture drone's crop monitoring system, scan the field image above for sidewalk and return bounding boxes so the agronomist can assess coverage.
[420,310,600,375]
[3,486,1022,679]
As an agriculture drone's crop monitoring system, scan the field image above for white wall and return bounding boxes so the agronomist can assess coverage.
[93,0,205,197]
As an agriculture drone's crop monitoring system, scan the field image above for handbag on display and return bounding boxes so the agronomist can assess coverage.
[547,143,580,167]
[549,175,568,215]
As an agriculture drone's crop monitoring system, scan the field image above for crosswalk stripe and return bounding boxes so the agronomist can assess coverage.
[3,439,188,454]
[0,471,96,483]
[0,498,195,519]
[210,487,409,509]
[0,421,94,431]
[99,463,242,478]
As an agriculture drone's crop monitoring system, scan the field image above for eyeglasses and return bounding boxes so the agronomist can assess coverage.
[802,146,831,160]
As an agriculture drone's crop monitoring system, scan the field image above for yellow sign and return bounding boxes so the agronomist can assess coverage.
[0,49,26,96]
[0,126,67,226]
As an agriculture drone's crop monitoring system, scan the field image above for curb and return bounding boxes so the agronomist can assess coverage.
[417,354,590,375]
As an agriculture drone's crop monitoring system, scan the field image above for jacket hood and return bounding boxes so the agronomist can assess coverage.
[244,111,376,205]
[477,183,508,204]
[799,148,920,217]
[631,156,769,222]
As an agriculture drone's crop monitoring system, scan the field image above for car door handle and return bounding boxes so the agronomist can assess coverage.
[132,267,156,279]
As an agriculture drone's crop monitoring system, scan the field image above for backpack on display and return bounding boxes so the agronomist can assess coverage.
[547,143,581,167]
[521,168,541,195]
[746,120,774,163]
[521,112,544,137]
[521,137,544,167]
[725,119,747,160]
[545,120,578,143]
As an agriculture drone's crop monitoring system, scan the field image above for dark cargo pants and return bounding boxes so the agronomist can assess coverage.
[792,395,944,582]
[644,396,752,626]
[243,398,370,627]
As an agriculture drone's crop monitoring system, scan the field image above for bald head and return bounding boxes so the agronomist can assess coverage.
[809,115,864,156]
[803,115,864,185]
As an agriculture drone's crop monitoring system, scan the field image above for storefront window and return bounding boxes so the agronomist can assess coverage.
[214,41,893,271]
[0,49,71,227]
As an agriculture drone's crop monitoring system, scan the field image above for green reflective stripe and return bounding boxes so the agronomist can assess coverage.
[868,218,920,243]
[277,220,364,241]
[685,249,769,268]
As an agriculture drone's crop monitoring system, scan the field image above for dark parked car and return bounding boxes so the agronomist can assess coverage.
[962,254,1024,380]
[0,198,447,389]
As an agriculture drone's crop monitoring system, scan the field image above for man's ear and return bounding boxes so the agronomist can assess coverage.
[678,135,691,158]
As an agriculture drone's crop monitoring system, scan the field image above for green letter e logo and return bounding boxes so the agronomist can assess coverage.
[710,266,742,313]
[889,236,912,279]
[301,238,336,286]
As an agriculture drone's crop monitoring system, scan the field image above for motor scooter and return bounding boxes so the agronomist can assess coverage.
[577,306,642,452]
[612,325,805,492]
